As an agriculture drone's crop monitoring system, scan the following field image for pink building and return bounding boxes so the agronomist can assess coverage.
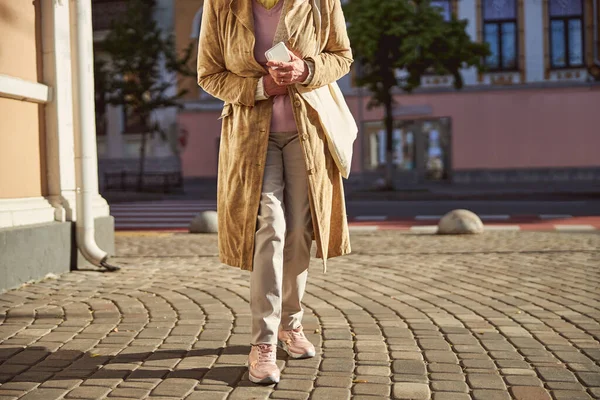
[177,0,600,186]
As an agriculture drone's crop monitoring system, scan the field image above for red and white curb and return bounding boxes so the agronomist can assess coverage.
[110,202,599,232]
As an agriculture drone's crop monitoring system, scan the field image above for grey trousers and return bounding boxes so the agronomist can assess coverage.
[250,131,313,345]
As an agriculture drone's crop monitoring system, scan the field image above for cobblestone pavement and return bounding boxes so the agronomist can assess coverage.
[1,231,599,400]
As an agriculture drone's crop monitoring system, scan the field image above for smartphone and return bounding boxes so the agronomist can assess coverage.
[265,42,291,63]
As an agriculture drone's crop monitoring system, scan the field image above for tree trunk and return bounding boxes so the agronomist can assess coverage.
[384,98,394,190]
[137,114,148,191]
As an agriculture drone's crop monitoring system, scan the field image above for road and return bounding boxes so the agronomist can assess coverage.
[109,199,600,231]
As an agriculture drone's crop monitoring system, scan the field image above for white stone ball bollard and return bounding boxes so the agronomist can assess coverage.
[437,209,484,235]
[189,211,218,234]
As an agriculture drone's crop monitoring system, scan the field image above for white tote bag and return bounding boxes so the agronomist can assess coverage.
[296,0,357,179]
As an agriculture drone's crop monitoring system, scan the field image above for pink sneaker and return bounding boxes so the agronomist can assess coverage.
[248,344,280,384]
[278,326,316,359]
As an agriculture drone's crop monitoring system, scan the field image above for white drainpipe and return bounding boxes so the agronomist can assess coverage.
[72,0,119,271]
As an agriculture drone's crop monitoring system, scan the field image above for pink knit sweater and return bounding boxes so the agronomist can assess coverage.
[252,0,297,133]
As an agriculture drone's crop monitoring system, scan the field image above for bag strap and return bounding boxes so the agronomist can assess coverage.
[311,0,322,54]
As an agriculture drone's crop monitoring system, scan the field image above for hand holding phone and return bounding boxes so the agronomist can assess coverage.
[265,42,308,87]
[265,42,291,65]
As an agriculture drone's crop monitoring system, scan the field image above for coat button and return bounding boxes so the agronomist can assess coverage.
[294,100,301,107]
[307,168,314,175]
[301,133,309,141]
[260,128,266,133]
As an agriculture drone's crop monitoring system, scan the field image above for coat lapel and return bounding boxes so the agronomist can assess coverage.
[279,0,311,45]
[230,0,255,34]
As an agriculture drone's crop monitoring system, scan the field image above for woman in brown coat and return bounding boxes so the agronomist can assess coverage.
[197,0,352,384]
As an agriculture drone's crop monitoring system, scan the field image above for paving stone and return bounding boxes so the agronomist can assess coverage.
[281,367,317,376]
[269,390,309,400]
[501,368,536,375]
[432,393,470,400]
[391,360,426,375]
[314,376,352,388]
[467,374,506,390]
[551,390,593,400]
[319,359,354,373]
[0,382,39,392]
[392,374,429,384]
[504,375,544,387]
[546,382,588,391]
[351,383,390,396]
[151,378,197,397]
[511,386,552,400]
[471,389,511,400]
[428,364,462,374]
[588,388,600,398]
[430,381,468,392]
[107,387,152,398]
[429,373,465,381]
[227,386,271,400]
[185,392,228,400]
[273,379,313,392]
[536,367,578,382]
[18,389,69,400]
[424,351,458,364]
[576,372,600,387]
[390,352,423,360]
[310,387,350,400]
[65,386,112,399]
[355,366,390,377]
[392,383,430,399]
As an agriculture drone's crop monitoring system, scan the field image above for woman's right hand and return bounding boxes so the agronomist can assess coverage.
[263,75,289,97]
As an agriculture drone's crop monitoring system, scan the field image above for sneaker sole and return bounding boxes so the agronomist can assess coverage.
[277,340,316,359]
[249,371,279,385]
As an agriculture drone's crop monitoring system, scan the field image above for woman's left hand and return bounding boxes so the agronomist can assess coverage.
[267,51,309,86]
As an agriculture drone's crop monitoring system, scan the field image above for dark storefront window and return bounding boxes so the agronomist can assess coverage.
[363,118,451,181]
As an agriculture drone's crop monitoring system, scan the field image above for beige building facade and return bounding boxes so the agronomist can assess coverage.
[0,0,114,291]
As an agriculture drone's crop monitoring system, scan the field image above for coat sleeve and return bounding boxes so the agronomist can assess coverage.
[303,0,353,89]
[197,0,259,106]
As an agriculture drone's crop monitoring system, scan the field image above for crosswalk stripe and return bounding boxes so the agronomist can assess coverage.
[484,225,521,231]
[554,224,595,231]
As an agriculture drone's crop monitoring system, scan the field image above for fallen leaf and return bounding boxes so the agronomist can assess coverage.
[353,379,369,383]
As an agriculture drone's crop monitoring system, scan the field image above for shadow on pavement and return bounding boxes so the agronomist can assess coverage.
[0,345,255,386]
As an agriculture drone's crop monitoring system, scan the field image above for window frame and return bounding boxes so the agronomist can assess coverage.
[481,0,519,72]
[548,0,585,69]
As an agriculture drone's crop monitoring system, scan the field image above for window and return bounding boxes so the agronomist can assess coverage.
[431,0,452,21]
[362,118,452,181]
[482,0,518,70]
[549,0,584,68]
[363,121,415,171]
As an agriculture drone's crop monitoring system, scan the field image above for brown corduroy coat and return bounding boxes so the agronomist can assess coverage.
[196,0,353,273]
